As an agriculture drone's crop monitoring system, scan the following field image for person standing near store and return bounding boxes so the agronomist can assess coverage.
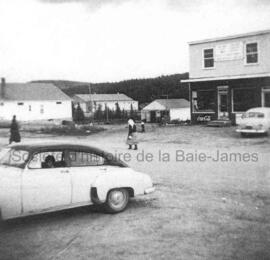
[9,115,21,144]
[141,120,145,133]
[126,118,138,150]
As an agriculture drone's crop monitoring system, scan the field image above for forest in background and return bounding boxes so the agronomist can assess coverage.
[32,72,189,106]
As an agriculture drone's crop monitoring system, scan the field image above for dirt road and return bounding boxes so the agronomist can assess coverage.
[0,124,269,259]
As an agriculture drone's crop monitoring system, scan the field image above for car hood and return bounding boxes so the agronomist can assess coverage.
[240,118,267,126]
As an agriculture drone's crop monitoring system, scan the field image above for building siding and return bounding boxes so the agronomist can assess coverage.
[170,108,190,121]
[0,100,72,121]
[189,33,270,79]
[79,100,138,113]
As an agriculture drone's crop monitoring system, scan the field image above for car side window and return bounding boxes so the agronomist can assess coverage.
[28,151,66,169]
[68,151,105,167]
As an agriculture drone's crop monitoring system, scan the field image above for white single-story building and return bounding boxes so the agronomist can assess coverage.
[0,78,72,121]
[141,99,190,123]
[73,93,138,116]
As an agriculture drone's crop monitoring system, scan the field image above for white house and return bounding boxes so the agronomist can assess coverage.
[73,93,138,115]
[141,99,190,123]
[0,78,72,121]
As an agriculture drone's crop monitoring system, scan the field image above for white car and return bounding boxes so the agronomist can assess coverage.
[236,107,270,136]
[0,142,155,220]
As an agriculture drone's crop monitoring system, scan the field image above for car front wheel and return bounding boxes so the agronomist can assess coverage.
[105,188,129,213]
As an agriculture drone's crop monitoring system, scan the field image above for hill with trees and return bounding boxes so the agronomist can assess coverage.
[32,72,189,106]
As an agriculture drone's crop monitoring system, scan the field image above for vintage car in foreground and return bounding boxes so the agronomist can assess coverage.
[0,142,155,220]
[236,107,270,136]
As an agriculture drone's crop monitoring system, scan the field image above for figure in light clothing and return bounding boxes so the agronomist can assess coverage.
[126,119,138,150]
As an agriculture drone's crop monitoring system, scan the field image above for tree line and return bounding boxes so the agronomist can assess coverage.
[72,102,140,123]
[32,73,189,107]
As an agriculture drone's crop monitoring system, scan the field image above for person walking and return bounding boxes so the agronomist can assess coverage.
[126,118,138,150]
[9,115,21,144]
[141,120,145,133]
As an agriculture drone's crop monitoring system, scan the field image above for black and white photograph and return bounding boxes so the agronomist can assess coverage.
[0,0,270,259]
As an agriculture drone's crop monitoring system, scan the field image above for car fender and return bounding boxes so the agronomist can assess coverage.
[91,170,148,203]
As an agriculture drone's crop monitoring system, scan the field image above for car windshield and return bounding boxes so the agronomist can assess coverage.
[242,112,265,118]
[0,148,29,167]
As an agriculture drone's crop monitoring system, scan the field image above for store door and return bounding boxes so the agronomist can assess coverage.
[217,87,229,119]
[150,111,156,122]
[263,92,270,107]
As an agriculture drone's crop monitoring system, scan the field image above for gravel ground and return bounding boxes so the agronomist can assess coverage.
[0,124,269,260]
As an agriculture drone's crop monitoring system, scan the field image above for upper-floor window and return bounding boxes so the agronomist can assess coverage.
[246,42,258,64]
[40,104,44,114]
[203,48,214,68]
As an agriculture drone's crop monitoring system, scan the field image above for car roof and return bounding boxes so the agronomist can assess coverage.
[8,141,105,154]
[246,107,270,113]
[6,141,129,168]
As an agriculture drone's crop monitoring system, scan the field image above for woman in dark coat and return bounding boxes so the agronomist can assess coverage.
[9,115,21,144]
[126,119,138,150]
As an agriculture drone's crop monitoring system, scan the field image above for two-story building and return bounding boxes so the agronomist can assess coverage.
[182,29,270,124]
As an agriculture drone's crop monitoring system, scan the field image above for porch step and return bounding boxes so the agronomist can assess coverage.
[207,119,232,127]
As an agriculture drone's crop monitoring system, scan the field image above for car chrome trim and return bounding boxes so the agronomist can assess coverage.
[236,129,266,133]
[144,186,155,194]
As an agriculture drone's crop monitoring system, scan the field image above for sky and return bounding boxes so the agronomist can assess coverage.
[0,0,270,83]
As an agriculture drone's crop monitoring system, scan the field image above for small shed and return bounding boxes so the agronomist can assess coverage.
[141,99,190,123]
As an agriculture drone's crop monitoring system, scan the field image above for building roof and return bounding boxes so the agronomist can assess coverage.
[0,83,71,101]
[181,72,270,83]
[74,93,135,102]
[142,99,190,111]
[189,29,270,45]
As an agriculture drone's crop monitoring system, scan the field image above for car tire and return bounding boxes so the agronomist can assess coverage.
[104,188,129,213]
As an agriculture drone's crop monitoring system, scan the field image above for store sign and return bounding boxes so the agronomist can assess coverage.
[196,115,212,122]
[215,42,243,61]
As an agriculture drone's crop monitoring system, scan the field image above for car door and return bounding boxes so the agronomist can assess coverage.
[22,150,72,213]
[67,149,107,204]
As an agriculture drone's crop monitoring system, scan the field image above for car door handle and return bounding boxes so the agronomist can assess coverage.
[60,170,69,173]
[99,168,107,171]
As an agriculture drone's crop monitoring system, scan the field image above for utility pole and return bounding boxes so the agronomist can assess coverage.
[160,94,169,116]
[106,103,109,123]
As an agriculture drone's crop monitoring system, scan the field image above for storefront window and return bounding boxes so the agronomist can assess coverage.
[192,90,215,113]
[233,88,256,112]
